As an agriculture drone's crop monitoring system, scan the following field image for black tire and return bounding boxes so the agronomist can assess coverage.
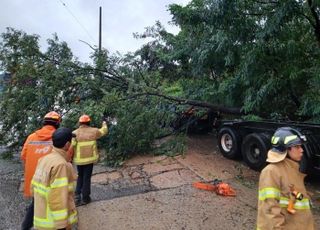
[217,127,241,159]
[241,133,270,171]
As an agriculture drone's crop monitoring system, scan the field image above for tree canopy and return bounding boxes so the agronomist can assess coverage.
[1,0,320,164]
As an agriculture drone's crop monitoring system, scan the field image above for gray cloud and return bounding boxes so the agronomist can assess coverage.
[0,0,189,63]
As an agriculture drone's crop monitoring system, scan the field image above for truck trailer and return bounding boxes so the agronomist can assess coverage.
[217,120,320,175]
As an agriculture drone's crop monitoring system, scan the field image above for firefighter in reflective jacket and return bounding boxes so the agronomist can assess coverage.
[21,111,61,230]
[32,128,78,229]
[72,114,108,205]
[257,127,314,230]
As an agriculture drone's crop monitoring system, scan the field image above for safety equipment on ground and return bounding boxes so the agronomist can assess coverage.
[44,111,61,122]
[287,184,304,214]
[79,114,91,123]
[215,182,236,196]
[271,127,307,153]
[193,179,236,197]
[193,182,216,191]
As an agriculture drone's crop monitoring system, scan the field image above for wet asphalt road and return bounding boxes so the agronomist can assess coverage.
[0,157,154,229]
[0,157,26,230]
[1,136,319,230]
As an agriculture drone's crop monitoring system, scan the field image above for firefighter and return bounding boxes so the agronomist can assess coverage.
[257,127,315,230]
[31,127,78,229]
[72,114,108,205]
[21,111,61,230]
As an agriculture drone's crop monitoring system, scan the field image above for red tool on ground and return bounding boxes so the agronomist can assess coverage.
[193,179,236,197]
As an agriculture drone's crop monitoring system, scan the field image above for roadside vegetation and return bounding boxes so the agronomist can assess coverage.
[1,0,320,165]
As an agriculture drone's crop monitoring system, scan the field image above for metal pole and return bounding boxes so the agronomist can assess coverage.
[99,6,102,53]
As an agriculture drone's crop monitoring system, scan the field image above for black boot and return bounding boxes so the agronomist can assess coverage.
[75,194,82,206]
[81,196,91,205]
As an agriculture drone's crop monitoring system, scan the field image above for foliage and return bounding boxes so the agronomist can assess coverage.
[2,0,320,164]
[0,28,80,147]
[136,0,320,121]
[0,28,184,165]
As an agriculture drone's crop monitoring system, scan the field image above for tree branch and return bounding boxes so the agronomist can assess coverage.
[307,0,320,45]
[79,40,96,51]
[109,92,243,115]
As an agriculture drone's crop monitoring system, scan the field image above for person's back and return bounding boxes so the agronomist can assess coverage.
[21,125,55,197]
[21,111,61,230]
[72,124,107,165]
[72,114,108,205]
[32,127,78,229]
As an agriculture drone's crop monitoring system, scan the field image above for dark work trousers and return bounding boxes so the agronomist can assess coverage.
[21,198,34,230]
[76,163,93,201]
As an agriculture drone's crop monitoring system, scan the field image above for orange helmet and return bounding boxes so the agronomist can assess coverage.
[79,114,91,123]
[44,111,61,122]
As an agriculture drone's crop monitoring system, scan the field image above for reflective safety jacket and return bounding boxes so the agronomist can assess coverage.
[72,123,108,165]
[21,125,56,197]
[257,155,314,230]
[32,147,78,229]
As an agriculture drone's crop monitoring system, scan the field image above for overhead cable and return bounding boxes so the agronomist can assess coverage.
[57,0,96,44]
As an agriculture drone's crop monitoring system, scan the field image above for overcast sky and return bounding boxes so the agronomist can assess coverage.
[0,0,189,63]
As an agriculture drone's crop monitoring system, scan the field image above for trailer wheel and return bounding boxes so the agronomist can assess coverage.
[218,127,241,159]
[241,133,269,171]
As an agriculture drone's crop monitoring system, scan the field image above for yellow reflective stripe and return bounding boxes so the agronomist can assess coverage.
[33,182,77,228]
[71,138,77,147]
[279,197,288,207]
[69,210,78,224]
[74,140,98,163]
[294,199,311,209]
[35,206,77,227]
[271,136,279,145]
[32,180,49,196]
[259,187,281,200]
[34,187,47,196]
[284,135,298,144]
[73,155,98,164]
[51,177,68,188]
[34,216,54,228]
[77,140,96,147]
[52,209,68,221]
[69,181,76,191]
[279,197,311,209]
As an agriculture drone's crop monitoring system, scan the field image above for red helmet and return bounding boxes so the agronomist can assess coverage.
[79,114,91,123]
[44,111,61,123]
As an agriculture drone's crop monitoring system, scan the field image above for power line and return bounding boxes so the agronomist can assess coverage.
[57,0,96,45]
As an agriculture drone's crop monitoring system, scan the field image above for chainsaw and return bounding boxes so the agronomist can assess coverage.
[193,179,236,197]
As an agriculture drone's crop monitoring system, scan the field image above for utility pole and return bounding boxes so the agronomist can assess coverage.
[99,6,102,53]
